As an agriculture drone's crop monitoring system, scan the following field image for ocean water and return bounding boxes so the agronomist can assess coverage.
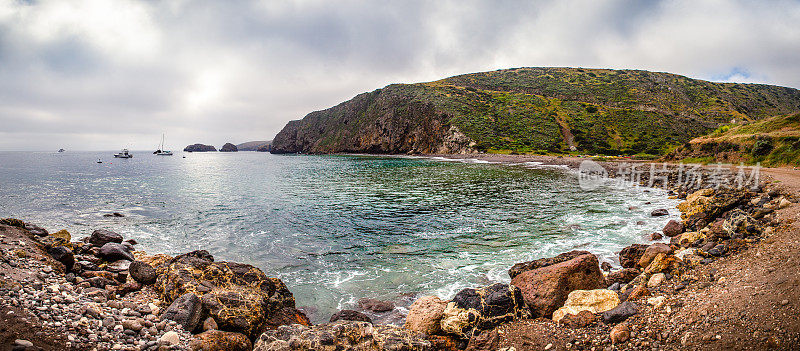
[0,151,679,323]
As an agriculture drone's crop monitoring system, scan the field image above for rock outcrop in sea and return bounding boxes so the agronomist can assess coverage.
[183,144,217,152]
[220,143,238,152]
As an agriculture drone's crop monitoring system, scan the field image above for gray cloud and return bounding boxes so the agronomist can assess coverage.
[1,0,799,151]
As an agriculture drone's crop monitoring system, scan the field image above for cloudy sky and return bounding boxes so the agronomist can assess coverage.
[1,0,799,151]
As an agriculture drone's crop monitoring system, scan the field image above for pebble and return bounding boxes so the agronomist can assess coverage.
[160,331,180,345]
[13,339,33,347]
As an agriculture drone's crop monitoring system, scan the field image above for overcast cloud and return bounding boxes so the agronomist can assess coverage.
[1,0,799,151]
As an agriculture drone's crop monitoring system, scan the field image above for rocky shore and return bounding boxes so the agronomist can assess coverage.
[1,159,799,350]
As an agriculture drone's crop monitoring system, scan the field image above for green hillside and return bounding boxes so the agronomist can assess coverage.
[666,112,800,166]
[271,67,800,155]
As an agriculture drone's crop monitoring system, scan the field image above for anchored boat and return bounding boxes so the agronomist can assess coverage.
[153,133,173,155]
[113,149,133,158]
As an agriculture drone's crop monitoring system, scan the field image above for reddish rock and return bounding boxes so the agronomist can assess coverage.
[626,285,651,300]
[559,310,599,328]
[637,243,673,268]
[511,253,605,318]
[618,244,648,268]
[605,268,641,286]
[611,324,631,344]
[649,232,663,241]
[508,250,591,279]
[662,220,685,237]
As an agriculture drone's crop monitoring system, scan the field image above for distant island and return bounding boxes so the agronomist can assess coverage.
[236,140,272,152]
[183,144,217,152]
[270,67,800,165]
[220,143,238,152]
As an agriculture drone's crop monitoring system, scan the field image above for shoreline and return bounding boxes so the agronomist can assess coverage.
[1,156,798,350]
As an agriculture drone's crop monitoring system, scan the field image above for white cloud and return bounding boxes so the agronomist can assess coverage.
[0,0,799,150]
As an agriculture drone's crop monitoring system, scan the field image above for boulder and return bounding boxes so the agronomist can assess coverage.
[358,298,395,312]
[552,289,620,323]
[675,248,703,267]
[404,296,447,335]
[675,231,706,247]
[440,283,529,339]
[155,250,309,339]
[662,220,685,237]
[220,143,238,152]
[559,310,599,328]
[184,144,217,152]
[47,246,74,272]
[0,218,25,227]
[203,317,219,332]
[651,209,669,217]
[618,244,648,269]
[649,232,663,241]
[330,310,372,324]
[50,229,71,242]
[508,250,590,279]
[602,301,638,324]
[647,273,666,288]
[89,229,123,247]
[606,268,640,288]
[189,330,251,351]
[610,324,631,344]
[129,261,157,285]
[637,243,672,268]
[626,286,650,301]
[465,330,498,351]
[24,223,49,236]
[253,321,431,351]
[114,281,142,297]
[644,253,682,275]
[98,243,134,262]
[162,292,205,332]
[676,188,744,230]
[511,253,604,318]
[105,259,131,272]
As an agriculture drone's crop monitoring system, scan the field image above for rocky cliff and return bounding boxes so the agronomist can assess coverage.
[271,67,800,155]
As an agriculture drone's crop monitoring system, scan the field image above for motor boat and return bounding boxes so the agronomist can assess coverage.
[113,149,133,158]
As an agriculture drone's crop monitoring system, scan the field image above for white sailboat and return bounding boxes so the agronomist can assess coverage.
[153,133,173,156]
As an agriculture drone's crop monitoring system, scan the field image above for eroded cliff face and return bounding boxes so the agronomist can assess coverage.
[270,86,477,154]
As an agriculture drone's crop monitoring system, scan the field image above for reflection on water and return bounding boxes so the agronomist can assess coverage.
[0,151,679,323]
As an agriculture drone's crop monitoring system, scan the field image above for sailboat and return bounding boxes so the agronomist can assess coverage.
[153,133,173,156]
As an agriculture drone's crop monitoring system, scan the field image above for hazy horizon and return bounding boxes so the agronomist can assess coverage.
[2,0,800,151]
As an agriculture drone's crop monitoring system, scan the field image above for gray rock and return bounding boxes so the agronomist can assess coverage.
[602,301,638,324]
[89,229,124,247]
[161,293,204,333]
[329,310,372,323]
[98,243,134,262]
[651,209,669,217]
[129,261,157,285]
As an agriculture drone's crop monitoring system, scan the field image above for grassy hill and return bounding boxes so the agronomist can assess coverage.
[271,67,800,155]
[666,112,800,166]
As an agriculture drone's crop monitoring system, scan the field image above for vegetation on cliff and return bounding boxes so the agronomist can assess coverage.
[666,112,800,166]
[271,67,800,155]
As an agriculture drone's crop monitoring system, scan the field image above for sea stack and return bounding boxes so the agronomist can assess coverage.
[183,144,217,152]
[220,143,238,152]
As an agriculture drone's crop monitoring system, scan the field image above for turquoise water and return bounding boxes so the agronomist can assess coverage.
[0,151,679,322]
